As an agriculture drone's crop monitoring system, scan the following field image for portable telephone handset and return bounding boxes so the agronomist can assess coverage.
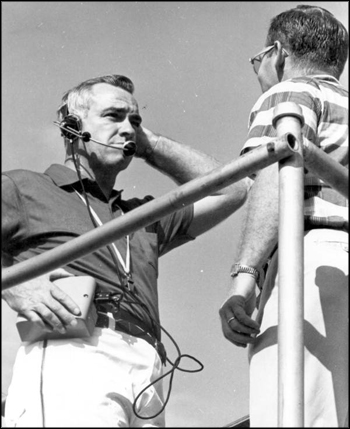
[16,276,97,342]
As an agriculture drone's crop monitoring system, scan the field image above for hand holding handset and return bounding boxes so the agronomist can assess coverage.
[16,276,98,342]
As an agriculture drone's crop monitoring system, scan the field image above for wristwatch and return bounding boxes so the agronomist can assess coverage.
[230,263,260,283]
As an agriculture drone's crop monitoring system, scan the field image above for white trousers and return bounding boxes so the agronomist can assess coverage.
[4,326,165,427]
[248,229,348,427]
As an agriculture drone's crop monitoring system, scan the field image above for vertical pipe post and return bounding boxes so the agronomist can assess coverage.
[272,102,305,427]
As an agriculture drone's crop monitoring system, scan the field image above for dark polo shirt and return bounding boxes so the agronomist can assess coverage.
[2,164,195,337]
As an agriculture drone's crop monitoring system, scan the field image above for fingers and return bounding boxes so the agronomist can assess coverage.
[4,272,84,335]
[18,280,81,333]
[233,306,261,331]
[21,300,78,334]
[223,331,254,348]
[50,285,81,316]
[219,301,260,348]
[18,307,65,334]
[46,299,79,333]
[221,315,259,348]
[45,283,85,332]
[34,276,81,332]
[48,271,82,327]
[19,309,48,329]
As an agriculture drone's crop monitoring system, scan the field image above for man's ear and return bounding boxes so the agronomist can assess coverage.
[273,41,286,81]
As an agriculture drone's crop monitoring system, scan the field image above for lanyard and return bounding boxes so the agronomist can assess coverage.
[74,190,133,289]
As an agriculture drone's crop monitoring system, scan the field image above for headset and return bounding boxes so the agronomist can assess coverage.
[54,113,137,157]
[51,106,203,422]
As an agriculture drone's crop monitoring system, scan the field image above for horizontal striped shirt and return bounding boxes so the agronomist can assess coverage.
[241,75,348,230]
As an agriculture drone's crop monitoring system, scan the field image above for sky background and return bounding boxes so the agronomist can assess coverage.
[2,2,348,427]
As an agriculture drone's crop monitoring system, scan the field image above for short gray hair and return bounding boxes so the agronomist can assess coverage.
[57,74,135,120]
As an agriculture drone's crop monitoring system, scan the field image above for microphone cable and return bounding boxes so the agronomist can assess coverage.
[68,142,204,421]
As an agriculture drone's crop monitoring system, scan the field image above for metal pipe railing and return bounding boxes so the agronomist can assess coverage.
[1,101,347,427]
[273,102,305,427]
[273,102,348,426]
[2,135,298,290]
[303,140,348,199]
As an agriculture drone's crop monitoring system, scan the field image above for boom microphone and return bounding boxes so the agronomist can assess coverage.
[53,121,137,157]
[80,132,137,157]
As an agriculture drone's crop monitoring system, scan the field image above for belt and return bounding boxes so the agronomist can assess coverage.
[95,309,167,365]
[304,215,348,232]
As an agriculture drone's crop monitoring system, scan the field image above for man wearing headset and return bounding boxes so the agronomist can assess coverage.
[219,5,348,427]
[2,74,249,427]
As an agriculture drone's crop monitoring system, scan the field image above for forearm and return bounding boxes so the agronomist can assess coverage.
[235,163,279,270]
[220,166,277,346]
[143,134,222,185]
[137,129,249,206]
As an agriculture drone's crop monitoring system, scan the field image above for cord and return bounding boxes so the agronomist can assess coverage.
[69,142,204,420]
[126,287,204,420]
[39,340,48,427]
[70,146,126,285]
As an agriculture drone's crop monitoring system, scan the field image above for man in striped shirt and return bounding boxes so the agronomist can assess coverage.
[219,5,348,427]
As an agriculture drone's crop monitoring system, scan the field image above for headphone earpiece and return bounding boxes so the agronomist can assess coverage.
[59,114,82,141]
[54,108,136,155]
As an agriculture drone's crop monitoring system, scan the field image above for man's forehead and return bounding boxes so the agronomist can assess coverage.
[90,83,138,109]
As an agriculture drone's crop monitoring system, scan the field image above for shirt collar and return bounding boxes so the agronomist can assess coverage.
[308,74,340,84]
[44,164,123,201]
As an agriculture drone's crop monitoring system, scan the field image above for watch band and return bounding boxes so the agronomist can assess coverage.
[230,263,260,283]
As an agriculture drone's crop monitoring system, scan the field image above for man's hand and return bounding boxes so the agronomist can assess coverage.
[135,126,159,160]
[2,268,81,334]
[219,274,260,348]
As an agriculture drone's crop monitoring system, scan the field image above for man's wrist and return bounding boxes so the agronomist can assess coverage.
[230,263,260,283]
[227,268,257,301]
[143,135,161,162]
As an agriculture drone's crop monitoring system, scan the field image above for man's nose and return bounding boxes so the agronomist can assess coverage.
[119,117,135,138]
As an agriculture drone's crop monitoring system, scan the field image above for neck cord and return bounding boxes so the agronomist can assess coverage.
[74,189,133,291]
[69,145,204,421]
[69,149,128,290]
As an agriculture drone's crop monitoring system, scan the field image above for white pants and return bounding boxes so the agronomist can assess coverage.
[4,326,165,427]
[249,229,348,427]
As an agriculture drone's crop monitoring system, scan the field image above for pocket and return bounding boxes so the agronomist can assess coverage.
[306,229,348,253]
[318,240,348,253]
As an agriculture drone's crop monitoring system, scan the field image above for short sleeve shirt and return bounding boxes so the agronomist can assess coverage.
[241,75,348,224]
[2,164,195,337]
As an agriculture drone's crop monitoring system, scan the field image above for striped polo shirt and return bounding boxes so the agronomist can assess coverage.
[241,75,348,230]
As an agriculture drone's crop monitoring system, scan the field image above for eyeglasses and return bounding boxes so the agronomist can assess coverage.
[249,45,289,74]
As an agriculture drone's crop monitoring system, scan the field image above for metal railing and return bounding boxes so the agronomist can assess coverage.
[225,414,250,427]
[274,103,305,426]
[2,103,348,426]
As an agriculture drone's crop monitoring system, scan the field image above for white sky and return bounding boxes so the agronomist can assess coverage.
[2,2,348,427]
